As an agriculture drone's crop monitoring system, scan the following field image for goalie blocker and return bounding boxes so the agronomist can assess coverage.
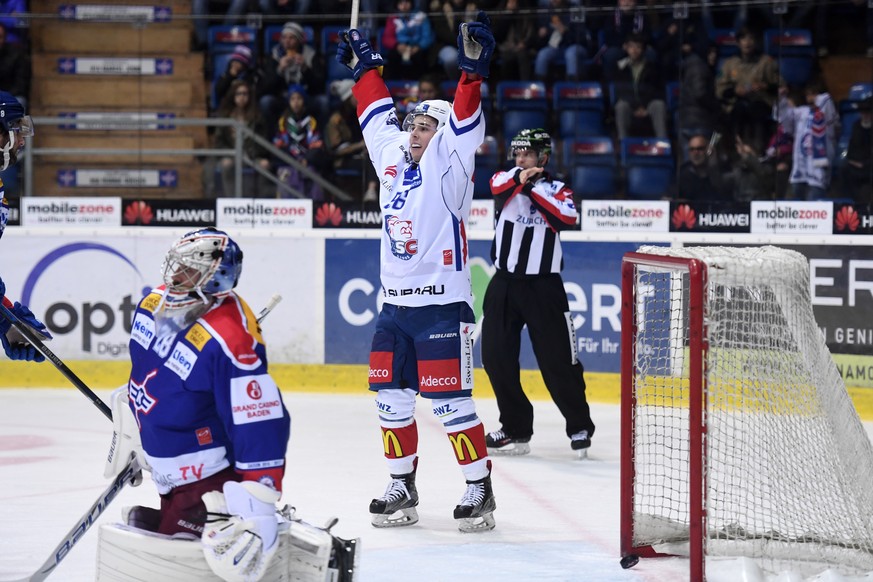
[96,513,359,582]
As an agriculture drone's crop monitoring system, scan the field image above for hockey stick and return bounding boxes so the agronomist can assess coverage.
[0,302,111,421]
[347,0,360,69]
[9,456,142,582]
[256,293,282,324]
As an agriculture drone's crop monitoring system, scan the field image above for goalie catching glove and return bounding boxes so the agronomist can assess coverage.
[202,480,281,582]
[457,10,495,78]
[336,29,384,81]
[0,301,52,362]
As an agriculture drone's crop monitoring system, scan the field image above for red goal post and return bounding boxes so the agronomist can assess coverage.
[619,245,873,581]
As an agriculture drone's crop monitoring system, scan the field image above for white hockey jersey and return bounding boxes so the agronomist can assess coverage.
[353,70,485,309]
[775,92,838,190]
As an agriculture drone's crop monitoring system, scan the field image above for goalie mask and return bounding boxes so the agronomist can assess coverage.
[159,227,243,312]
[402,99,452,132]
[509,128,552,166]
[0,91,33,171]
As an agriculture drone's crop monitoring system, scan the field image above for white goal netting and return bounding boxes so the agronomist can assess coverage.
[627,245,873,575]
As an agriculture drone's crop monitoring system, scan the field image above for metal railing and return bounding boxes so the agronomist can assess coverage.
[24,116,353,201]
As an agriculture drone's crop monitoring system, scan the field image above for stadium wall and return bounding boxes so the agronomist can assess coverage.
[1,223,871,416]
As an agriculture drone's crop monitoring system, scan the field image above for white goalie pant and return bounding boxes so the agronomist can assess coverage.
[96,520,336,582]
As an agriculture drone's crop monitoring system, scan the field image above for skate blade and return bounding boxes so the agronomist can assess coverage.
[457,511,496,533]
[487,442,530,456]
[576,449,589,460]
[371,507,419,528]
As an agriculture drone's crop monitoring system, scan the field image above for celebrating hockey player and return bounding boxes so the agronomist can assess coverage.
[481,128,596,458]
[0,91,51,362]
[101,228,295,580]
[336,12,498,533]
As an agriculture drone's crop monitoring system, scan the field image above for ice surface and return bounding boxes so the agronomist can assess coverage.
[0,389,871,582]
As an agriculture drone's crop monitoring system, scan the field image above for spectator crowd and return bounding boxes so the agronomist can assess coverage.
[2,0,872,204]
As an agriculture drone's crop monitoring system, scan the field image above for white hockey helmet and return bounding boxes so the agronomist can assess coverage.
[159,227,243,310]
[402,99,452,132]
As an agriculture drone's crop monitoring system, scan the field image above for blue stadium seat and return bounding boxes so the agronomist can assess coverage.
[496,81,548,150]
[836,83,873,161]
[710,28,738,58]
[473,135,500,199]
[386,79,419,114]
[849,83,873,102]
[263,24,315,55]
[764,28,815,87]
[572,165,617,199]
[207,25,257,56]
[441,80,492,124]
[321,26,346,57]
[563,136,614,168]
[621,138,673,199]
[564,137,616,199]
[553,81,605,138]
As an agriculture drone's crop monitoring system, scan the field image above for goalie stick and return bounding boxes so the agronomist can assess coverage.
[9,456,143,582]
[7,293,283,581]
[257,293,282,324]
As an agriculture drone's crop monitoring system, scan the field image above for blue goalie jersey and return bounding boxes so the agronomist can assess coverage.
[127,288,290,494]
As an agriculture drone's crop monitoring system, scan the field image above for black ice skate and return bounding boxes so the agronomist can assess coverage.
[453,474,496,533]
[570,430,591,459]
[369,471,419,528]
[485,429,531,456]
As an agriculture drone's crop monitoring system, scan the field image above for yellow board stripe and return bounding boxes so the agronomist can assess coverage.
[2,361,872,420]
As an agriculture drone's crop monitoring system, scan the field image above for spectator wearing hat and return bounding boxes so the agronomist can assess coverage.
[213,45,270,115]
[325,79,379,202]
[272,84,329,200]
[842,97,873,205]
[262,21,324,138]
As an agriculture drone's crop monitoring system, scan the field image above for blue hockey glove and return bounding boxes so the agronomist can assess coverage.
[1,302,52,362]
[337,29,384,81]
[457,11,495,78]
[0,275,5,302]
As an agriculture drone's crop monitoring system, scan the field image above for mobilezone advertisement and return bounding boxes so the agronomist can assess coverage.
[0,229,871,391]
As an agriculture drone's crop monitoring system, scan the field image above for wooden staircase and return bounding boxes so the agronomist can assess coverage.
[28,0,208,198]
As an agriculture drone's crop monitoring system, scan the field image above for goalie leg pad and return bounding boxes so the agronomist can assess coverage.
[97,520,352,581]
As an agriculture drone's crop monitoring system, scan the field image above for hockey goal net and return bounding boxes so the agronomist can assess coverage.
[620,245,873,580]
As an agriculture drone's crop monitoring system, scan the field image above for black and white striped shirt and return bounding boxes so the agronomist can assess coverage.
[488,168,579,276]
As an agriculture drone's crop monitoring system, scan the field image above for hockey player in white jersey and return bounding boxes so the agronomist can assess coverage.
[0,91,52,362]
[336,11,498,533]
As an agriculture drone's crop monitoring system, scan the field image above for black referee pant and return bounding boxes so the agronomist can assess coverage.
[480,270,595,440]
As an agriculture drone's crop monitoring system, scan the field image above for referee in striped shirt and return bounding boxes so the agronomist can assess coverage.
[481,128,595,458]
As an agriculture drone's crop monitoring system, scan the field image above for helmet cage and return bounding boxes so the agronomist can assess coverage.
[160,228,243,310]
